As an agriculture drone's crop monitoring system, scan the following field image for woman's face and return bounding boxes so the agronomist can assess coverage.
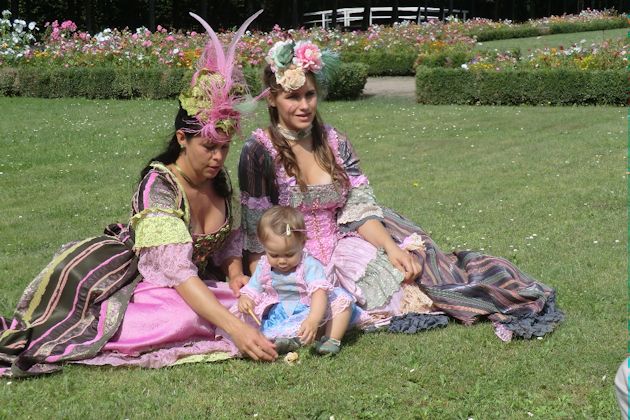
[269,76,317,131]
[178,132,231,180]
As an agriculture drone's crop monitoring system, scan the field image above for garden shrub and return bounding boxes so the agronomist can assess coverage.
[548,16,629,34]
[326,62,369,100]
[415,67,627,105]
[341,49,416,76]
[473,26,541,42]
[0,68,18,95]
[0,63,368,101]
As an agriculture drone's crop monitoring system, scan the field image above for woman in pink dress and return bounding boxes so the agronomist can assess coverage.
[238,40,563,340]
[0,11,277,378]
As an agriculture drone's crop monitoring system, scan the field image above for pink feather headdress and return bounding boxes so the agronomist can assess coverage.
[179,10,264,143]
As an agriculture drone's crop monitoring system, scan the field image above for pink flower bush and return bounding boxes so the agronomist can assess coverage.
[0,8,626,71]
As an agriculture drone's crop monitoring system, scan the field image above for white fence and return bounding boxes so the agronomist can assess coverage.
[303,6,469,28]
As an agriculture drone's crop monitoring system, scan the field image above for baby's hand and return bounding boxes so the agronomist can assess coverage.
[298,317,320,345]
[238,295,254,314]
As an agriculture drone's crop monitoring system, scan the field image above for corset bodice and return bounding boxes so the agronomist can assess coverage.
[289,184,344,264]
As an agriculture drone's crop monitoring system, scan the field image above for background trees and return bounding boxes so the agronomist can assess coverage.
[3,0,628,32]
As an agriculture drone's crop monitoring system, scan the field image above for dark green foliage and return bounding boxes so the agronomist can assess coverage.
[341,49,417,76]
[473,26,541,42]
[1,67,190,99]
[326,62,369,101]
[415,67,628,105]
[0,63,367,101]
[242,65,263,96]
[548,16,630,34]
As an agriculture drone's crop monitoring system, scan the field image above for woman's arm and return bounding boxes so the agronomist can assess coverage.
[246,252,264,276]
[221,256,249,296]
[357,219,421,282]
[175,276,277,361]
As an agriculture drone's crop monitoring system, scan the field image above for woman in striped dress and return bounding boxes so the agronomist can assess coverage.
[0,11,277,378]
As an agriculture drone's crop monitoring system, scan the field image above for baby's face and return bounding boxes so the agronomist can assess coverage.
[263,231,303,274]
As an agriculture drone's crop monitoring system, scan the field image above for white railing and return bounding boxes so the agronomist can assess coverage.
[303,6,468,28]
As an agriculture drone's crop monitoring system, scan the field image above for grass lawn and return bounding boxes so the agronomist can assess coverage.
[475,27,629,51]
[0,96,626,418]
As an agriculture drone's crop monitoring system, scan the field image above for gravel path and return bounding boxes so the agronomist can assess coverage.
[363,76,415,97]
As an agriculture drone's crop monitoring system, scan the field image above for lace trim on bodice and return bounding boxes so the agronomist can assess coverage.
[252,127,350,264]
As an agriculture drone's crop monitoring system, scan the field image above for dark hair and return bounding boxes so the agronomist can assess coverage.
[263,65,349,192]
[139,105,232,199]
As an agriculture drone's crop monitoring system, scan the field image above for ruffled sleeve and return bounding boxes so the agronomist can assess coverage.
[130,165,192,251]
[238,136,279,253]
[335,134,384,232]
[303,254,333,296]
[137,243,198,287]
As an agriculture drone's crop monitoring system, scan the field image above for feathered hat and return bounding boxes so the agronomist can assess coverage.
[179,10,263,143]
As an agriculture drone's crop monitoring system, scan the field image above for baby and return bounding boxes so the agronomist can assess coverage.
[237,206,359,355]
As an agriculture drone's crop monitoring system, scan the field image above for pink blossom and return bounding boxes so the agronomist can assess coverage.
[60,20,77,32]
[190,31,197,36]
[293,41,322,72]
[156,25,163,32]
[142,40,152,48]
[165,35,175,42]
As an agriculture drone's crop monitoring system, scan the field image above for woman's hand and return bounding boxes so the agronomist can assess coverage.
[230,323,278,362]
[228,273,249,297]
[238,295,255,314]
[385,244,422,282]
[298,316,320,345]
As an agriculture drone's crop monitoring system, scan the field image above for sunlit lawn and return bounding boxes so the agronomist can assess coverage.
[0,96,626,418]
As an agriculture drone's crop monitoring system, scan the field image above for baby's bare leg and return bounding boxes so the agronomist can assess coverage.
[325,306,352,341]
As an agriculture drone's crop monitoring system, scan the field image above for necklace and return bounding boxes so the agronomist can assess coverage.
[276,124,312,142]
[173,163,205,188]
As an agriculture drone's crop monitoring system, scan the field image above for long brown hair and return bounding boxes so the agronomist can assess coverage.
[263,65,349,191]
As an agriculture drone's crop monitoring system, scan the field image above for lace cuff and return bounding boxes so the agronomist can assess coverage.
[212,228,244,267]
[337,184,384,226]
[241,203,268,253]
[138,243,198,287]
[131,208,192,250]
[307,280,333,296]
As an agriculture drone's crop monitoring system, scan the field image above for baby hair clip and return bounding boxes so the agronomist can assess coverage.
[285,224,306,236]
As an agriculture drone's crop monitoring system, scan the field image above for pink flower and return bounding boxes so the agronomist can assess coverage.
[166,35,175,42]
[60,20,77,32]
[157,25,163,32]
[190,31,197,36]
[293,41,322,72]
[142,40,152,48]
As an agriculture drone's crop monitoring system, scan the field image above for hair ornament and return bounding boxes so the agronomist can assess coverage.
[285,223,307,237]
[179,10,265,142]
[265,39,339,92]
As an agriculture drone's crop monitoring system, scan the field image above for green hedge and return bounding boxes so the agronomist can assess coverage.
[0,63,368,101]
[415,67,627,105]
[326,62,369,100]
[341,49,416,76]
[0,67,189,99]
[472,16,630,42]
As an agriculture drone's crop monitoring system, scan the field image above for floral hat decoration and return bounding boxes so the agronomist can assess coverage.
[179,10,264,143]
[265,39,339,92]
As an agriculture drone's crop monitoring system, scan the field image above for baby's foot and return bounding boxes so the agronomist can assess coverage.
[313,336,341,356]
[274,337,302,354]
